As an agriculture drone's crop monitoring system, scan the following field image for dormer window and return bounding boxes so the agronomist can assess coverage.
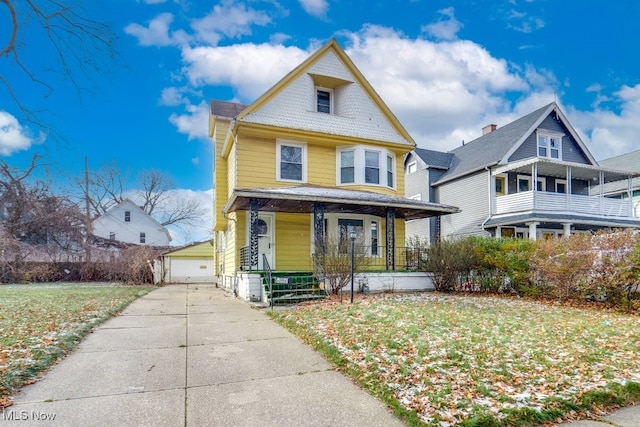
[537,131,563,159]
[316,88,332,114]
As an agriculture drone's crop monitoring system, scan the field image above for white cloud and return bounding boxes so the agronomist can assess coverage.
[569,83,640,160]
[168,100,210,140]
[422,7,463,41]
[298,0,329,18]
[0,111,44,156]
[181,43,309,100]
[191,1,272,45]
[125,13,190,47]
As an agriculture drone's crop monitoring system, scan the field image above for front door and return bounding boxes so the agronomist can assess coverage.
[256,213,274,270]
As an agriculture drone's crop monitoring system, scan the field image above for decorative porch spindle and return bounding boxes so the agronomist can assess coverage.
[249,198,259,269]
[313,203,325,252]
[386,208,395,270]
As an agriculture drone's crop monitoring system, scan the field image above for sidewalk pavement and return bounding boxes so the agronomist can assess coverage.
[2,285,639,427]
[0,284,403,427]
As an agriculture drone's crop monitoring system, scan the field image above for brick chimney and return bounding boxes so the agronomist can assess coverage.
[482,124,497,135]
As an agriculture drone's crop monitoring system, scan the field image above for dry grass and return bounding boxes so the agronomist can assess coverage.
[0,283,155,407]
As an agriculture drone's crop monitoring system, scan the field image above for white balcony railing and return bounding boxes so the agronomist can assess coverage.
[494,191,633,217]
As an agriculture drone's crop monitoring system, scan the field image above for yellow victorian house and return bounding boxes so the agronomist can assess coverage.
[210,39,457,302]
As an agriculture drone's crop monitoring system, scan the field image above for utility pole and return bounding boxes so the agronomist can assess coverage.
[84,157,91,263]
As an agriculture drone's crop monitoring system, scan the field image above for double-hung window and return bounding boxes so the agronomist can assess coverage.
[139,232,146,244]
[340,150,355,184]
[124,211,131,222]
[537,132,562,159]
[365,151,380,184]
[386,155,394,187]
[277,141,306,182]
[316,88,332,114]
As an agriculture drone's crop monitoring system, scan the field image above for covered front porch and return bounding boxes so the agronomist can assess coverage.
[221,185,459,302]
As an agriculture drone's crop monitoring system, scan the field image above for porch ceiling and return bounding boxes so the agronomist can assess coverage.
[485,212,640,229]
[223,185,460,220]
[493,158,640,182]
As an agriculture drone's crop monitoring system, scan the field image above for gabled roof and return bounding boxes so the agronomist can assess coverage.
[233,38,415,146]
[411,147,454,170]
[433,102,597,186]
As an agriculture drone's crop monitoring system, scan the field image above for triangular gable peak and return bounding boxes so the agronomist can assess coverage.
[235,39,414,147]
[501,102,597,166]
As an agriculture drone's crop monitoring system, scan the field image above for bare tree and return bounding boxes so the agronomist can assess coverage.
[0,155,85,261]
[1,0,116,124]
[79,165,206,227]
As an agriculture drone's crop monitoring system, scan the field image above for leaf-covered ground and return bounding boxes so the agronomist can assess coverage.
[269,294,640,426]
[0,283,155,408]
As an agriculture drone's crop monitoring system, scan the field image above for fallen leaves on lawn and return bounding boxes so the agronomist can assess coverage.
[273,293,640,425]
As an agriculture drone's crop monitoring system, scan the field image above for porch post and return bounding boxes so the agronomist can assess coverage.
[527,221,539,240]
[566,166,572,210]
[562,222,572,237]
[629,176,634,217]
[599,171,605,215]
[249,198,259,270]
[313,202,325,251]
[386,208,396,270]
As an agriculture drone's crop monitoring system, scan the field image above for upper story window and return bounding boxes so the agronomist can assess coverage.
[139,232,146,244]
[365,151,380,184]
[407,161,417,175]
[340,150,355,183]
[124,211,131,222]
[277,140,307,182]
[316,88,332,114]
[337,146,396,189]
[537,132,563,159]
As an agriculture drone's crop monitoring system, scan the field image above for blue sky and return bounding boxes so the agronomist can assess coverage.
[2,0,640,243]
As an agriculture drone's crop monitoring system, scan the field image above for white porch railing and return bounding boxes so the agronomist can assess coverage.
[494,191,633,217]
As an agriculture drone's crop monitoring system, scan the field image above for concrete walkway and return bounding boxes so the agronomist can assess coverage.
[0,285,403,426]
[2,284,639,426]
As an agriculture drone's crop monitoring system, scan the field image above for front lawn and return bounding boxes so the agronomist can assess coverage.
[269,294,640,426]
[0,283,155,407]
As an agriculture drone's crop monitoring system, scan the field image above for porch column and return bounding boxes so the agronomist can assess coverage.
[527,221,539,241]
[566,166,572,210]
[562,222,572,237]
[313,202,325,252]
[386,208,396,270]
[628,176,634,217]
[599,171,605,215]
[249,198,259,270]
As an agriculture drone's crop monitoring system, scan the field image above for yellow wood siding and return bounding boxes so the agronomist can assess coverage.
[274,213,312,270]
[236,136,276,188]
[307,144,336,186]
[213,119,230,232]
[165,241,214,258]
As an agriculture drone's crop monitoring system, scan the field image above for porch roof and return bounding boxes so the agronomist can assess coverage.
[491,157,640,182]
[223,185,460,220]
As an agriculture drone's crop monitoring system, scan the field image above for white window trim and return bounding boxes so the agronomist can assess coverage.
[336,145,396,189]
[517,174,545,192]
[555,179,567,193]
[276,140,307,183]
[315,86,333,114]
[309,213,382,257]
[537,129,564,160]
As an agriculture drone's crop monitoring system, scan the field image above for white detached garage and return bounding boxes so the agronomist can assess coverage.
[154,241,214,284]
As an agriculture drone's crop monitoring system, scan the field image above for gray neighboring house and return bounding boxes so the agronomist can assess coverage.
[405,102,640,242]
[598,149,640,217]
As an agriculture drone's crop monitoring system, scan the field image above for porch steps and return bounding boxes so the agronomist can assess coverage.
[261,272,327,305]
